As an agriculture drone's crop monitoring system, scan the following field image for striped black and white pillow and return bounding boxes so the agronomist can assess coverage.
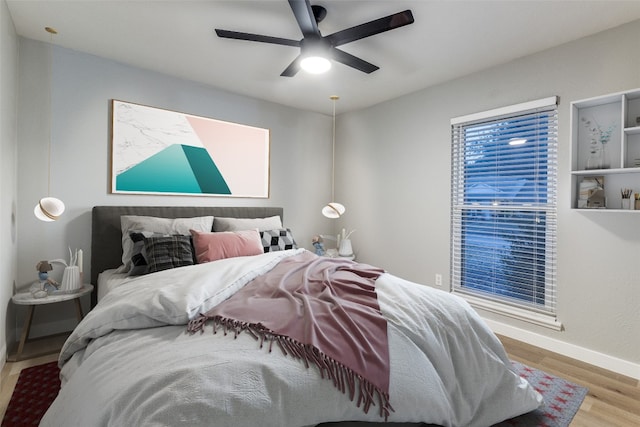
[129,231,163,276]
[144,235,194,274]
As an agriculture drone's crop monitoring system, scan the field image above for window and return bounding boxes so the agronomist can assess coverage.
[450,97,559,328]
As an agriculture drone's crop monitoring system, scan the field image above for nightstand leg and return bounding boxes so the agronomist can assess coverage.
[74,298,84,321]
[16,305,35,361]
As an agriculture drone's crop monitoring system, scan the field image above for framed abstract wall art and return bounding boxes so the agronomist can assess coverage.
[111,100,270,198]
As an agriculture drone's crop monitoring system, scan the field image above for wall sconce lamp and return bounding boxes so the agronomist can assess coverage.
[322,95,345,218]
[34,26,65,222]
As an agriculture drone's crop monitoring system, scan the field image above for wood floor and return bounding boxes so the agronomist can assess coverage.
[498,334,640,427]
[0,333,638,425]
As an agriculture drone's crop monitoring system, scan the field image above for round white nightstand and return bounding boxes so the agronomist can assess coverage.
[10,284,93,361]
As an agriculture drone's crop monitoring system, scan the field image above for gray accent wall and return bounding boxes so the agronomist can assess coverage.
[15,39,334,339]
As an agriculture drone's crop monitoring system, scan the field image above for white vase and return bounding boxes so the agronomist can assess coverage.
[61,266,81,292]
[338,239,353,257]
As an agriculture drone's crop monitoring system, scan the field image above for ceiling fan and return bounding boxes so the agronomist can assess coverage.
[215,0,414,77]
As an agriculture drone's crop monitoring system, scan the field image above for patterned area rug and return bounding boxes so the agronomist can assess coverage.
[1,360,587,427]
[494,360,588,427]
[1,361,60,427]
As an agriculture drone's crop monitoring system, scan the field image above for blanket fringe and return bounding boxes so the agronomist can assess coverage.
[187,315,393,420]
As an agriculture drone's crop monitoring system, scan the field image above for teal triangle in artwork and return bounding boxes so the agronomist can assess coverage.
[116,144,231,194]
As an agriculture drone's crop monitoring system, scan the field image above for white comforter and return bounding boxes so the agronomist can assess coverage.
[41,249,541,427]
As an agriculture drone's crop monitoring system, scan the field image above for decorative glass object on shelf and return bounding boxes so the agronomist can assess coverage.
[581,117,614,169]
[586,141,601,170]
[600,143,610,169]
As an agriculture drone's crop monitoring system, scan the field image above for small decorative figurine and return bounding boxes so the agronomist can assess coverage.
[311,235,325,256]
[36,260,59,293]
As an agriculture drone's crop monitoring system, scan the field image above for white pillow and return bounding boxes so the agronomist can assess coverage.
[213,216,282,232]
[116,215,214,273]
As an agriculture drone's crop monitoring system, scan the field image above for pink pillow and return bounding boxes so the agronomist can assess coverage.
[190,229,263,263]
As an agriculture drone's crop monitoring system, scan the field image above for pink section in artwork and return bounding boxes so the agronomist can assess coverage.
[186,115,268,196]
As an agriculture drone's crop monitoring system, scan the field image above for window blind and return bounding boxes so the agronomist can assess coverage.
[451,97,558,315]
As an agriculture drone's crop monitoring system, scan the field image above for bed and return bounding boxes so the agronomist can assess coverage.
[40,205,542,427]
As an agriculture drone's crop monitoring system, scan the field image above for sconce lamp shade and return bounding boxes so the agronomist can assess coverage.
[34,197,65,222]
[322,202,345,219]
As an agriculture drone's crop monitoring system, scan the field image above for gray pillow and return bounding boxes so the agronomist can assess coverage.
[213,216,282,232]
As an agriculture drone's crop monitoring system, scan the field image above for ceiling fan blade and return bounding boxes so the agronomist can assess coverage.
[325,10,414,47]
[215,29,300,47]
[330,47,379,74]
[280,55,302,77]
[288,0,321,38]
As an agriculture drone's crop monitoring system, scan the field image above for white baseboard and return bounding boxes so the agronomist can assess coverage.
[484,318,640,380]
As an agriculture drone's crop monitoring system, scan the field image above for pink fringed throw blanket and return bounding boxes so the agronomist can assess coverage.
[187,251,392,419]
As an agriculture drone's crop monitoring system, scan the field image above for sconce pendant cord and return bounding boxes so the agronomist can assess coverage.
[47,105,51,197]
[46,28,55,198]
[321,95,344,219]
[331,96,336,202]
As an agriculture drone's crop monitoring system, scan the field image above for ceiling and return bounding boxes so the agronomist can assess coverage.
[7,1,640,115]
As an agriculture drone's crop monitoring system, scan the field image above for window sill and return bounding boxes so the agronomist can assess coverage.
[455,293,563,331]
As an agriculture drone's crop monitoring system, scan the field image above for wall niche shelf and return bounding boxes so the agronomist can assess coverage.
[570,88,640,211]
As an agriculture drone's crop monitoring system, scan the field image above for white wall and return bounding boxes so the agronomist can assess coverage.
[15,39,336,338]
[339,20,640,377]
[0,0,19,367]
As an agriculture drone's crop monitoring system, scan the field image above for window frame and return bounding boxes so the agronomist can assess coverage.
[450,96,561,330]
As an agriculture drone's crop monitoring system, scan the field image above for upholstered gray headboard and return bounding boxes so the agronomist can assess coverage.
[90,206,283,306]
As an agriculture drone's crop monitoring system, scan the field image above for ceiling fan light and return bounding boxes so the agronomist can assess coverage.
[322,202,345,219]
[300,56,331,74]
[34,197,65,222]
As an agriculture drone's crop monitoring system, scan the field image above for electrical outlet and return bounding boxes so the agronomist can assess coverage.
[435,274,442,287]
